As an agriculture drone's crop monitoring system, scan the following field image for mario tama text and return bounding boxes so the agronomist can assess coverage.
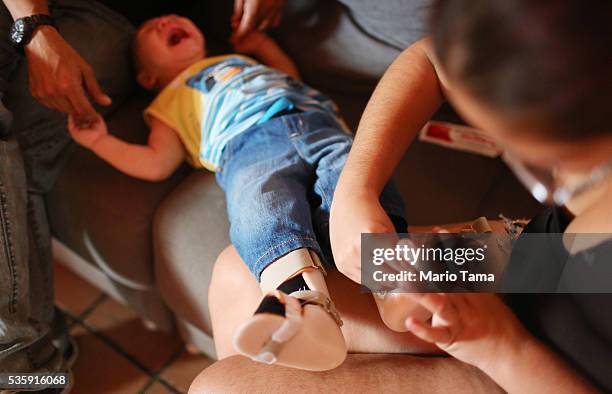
[361,233,509,293]
[362,233,612,294]
[372,268,494,284]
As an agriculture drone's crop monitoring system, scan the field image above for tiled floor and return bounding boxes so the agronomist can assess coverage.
[54,262,214,394]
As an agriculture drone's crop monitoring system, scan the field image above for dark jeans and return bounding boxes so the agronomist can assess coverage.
[216,111,406,281]
[0,0,133,373]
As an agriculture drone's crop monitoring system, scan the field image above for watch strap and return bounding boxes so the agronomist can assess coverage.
[11,14,56,48]
[29,14,55,27]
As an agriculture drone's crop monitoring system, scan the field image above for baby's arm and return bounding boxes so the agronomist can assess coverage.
[232,32,300,80]
[67,114,185,182]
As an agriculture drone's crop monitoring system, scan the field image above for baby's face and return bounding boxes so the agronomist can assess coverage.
[135,15,206,89]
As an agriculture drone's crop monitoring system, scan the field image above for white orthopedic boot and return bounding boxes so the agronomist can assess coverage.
[233,249,347,371]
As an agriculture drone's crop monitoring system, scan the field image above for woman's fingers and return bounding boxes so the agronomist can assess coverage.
[67,114,76,132]
[235,1,258,38]
[272,13,282,28]
[257,17,271,32]
[233,0,285,36]
[406,293,459,326]
[233,0,245,24]
[405,317,453,345]
[257,5,278,31]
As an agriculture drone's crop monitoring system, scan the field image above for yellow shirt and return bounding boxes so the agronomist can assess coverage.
[145,55,341,171]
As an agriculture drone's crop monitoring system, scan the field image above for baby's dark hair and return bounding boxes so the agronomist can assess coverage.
[431,0,612,139]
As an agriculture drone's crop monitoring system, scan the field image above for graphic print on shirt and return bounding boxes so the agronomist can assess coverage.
[186,57,257,93]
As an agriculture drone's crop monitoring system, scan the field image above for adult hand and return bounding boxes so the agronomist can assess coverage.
[232,0,285,39]
[403,293,530,370]
[25,26,111,126]
[330,190,398,284]
[230,31,267,55]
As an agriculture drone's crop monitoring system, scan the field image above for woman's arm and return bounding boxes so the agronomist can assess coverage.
[3,0,48,17]
[68,115,185,182]
[485,335,597,394]
[336,38,444,197]
[329,38,445,284]
[404,293,597,394]
[232,32,300,80]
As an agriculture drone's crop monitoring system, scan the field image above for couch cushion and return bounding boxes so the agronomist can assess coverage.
[153,172,230,334]
[46,94,191,319]
[275,0,430,96]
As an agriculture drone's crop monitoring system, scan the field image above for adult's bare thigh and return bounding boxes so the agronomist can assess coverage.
[208,246,441,358]
[190,354,501,394]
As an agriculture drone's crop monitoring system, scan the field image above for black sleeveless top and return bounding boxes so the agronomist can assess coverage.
[507,206,612,392]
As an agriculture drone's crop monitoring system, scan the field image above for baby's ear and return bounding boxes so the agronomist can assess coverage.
[137,70,157,90]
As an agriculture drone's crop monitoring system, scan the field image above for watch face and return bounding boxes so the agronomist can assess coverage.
[10,19,26,45]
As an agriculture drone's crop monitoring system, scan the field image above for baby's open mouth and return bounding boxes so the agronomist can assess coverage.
[168,27,189,46]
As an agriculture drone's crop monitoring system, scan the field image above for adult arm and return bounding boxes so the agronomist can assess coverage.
[330,38,445,284]
[3,0,48,18]
[3,0,111,124]
[67,115,185,182]
[405,293,598,394]
[232,0,285,39]
[232,32,300,79]
[486,336,597,394]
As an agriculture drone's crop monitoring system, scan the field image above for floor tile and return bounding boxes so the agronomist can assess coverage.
[142,381,178,394]
[82,297,184,373]
[54,262,102,317]
[159,350,214,393]
[70,330,151,394]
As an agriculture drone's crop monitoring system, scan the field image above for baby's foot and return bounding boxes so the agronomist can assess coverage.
[233,290,346,371]
[374,292,432,332]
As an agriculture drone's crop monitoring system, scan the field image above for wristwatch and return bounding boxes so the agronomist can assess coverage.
[9,14,55,49]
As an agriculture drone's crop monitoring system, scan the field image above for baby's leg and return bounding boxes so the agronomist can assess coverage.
[305,128,431,332]
[233,248,346,371]
[209,246,443,359]
[216,125,346,370]
[260,249,329,296]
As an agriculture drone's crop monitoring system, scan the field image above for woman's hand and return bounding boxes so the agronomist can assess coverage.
[403,293,530,369]
[231,31,300,79]
[330,190,398,284]
[231,31,268,55]
[67,113,108,150]
[232,0,285,39]
[403,293,597,393]
[25,26,111,126]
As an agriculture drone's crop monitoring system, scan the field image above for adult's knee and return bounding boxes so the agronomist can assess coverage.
[189,356,250,393]
[189,356,301,393]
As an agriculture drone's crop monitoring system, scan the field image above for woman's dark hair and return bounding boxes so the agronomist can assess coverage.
[431,0,612,139]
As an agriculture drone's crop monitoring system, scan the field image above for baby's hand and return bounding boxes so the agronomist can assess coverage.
[67,113,108,149]
[403,293,531,370]
[231,31,268,54]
